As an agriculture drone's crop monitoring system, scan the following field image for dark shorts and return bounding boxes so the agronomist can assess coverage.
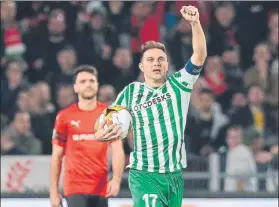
[65,194,108,207]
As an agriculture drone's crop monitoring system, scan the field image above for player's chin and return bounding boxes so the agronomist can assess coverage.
[152,74,165,81]
[81,93,96,100]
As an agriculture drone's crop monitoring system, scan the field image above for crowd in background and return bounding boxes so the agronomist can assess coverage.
[0,1,278,192]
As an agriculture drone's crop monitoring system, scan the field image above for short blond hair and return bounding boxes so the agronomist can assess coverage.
[141,41,166,60]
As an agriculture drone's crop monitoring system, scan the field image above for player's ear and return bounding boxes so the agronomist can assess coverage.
[139,62,143,72]
[73,83,78,93]
[166,61,169,72]
[165,56,169,72]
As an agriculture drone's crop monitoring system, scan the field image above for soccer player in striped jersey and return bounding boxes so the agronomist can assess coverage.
[95,5,207,207]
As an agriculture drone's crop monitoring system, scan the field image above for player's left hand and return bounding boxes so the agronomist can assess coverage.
[106,178,121,197]
[95,122,123,142]
[180,5,199,23]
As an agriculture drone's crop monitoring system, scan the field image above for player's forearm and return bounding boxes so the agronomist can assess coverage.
[50,155,63,194]
[191,21,207,65]
[111,148,125,182]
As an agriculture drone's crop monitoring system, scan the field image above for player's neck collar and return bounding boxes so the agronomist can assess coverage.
[144,81,166,91]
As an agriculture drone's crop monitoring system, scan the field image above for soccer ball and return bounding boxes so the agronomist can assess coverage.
[96,105,132,140]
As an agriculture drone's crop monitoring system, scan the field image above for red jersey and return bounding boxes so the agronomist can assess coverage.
[52,102,109,197]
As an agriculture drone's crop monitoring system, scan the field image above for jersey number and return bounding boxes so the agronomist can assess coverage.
[142,194,158,207]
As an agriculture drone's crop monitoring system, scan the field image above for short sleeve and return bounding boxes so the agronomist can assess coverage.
[168,60,201,92]
[52,112,67,147]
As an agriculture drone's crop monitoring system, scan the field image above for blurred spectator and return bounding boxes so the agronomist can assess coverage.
[25,9,71,82]
[203,56,228,96]
[203,56,233,111]
[231,84,278,138]
[16,2,49,31]
[1,111,42,155]
[270,145,279,159]
[28,82,53,115]
[186,88,228,156]
[55,46,77,76]
[222,46,244,91]
[266,77,278,111]
[244,43,272,90]
[104,1,129,32]
[1,59,29,114]
[167,17,192,71]
[244,59,270,91]
[56,84,76,112]
[109,48,136,92]
[33,82,56,115]
[76,7,119,67]
[130,2,161,63]
[1,1,26,63]
[268,9,278,32]
[266,152,278,192]
[98,47,133,87]
[85,1,107,15]
[1,114,9,130]
[1,1,17,27]
[224,125,258,192]
[47,45,77,99]
[163,2,178,30]
[271,58,278,75]
[226,91,248,116]
[28,82,55,154]
[188,78,210,117]
[104,1,131,48]
[98,84,116,105]
[208,2,238,56]
[267,27,278,60]
[6,88,31,120]
[265,59,278,112]
[234,2,275,68]
[243,127,273,165]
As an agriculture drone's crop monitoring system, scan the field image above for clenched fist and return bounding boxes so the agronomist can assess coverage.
[180,6,199,23]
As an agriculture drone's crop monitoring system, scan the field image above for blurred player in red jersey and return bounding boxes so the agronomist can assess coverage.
[50,65,125,207]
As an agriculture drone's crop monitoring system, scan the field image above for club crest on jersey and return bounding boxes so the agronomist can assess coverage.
[137,93,144,99]
[133,93,171,112]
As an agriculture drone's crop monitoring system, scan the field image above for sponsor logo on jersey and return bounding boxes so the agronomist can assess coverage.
[133,93,171,112]
[72,134,95,141]
[70,120,80,128]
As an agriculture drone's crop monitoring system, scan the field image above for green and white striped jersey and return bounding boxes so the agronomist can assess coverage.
[112,69,199,173]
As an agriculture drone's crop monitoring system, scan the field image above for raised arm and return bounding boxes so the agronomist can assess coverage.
[169,7,207,91]
[180,6,207,73]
